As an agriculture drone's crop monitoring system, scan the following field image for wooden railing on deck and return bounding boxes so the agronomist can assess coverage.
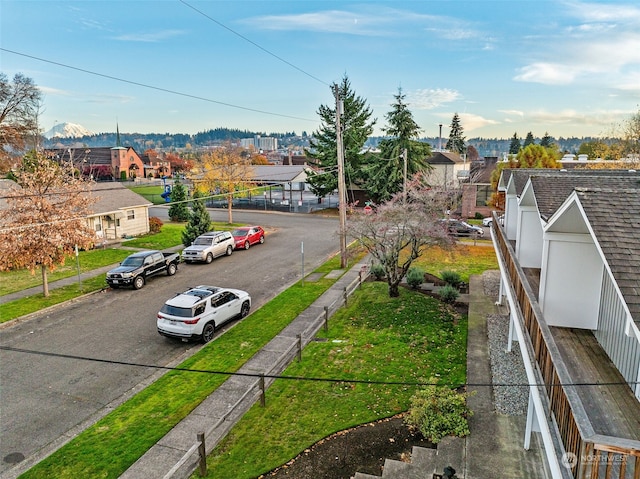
[493,219,640,479]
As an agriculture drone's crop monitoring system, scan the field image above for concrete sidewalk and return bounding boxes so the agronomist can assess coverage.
[120,257,371,479]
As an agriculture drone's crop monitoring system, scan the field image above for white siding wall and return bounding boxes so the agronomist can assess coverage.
[539,232,603,329]
[516,206,544,268]
[505,194,519,241]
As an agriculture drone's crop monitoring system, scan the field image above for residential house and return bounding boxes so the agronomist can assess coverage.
[460,156,499,219]
[0,179,151,245]
[139,150,172,178]
[425,151,469,188]
[490,168,640,478]
[88,182,152,242]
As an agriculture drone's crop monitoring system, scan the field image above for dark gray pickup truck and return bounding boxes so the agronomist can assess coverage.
[106,250,180,290]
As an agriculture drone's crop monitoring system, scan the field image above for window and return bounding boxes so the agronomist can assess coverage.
[475,185,492,207]
[95,222,102,231]
[127,210,135,220]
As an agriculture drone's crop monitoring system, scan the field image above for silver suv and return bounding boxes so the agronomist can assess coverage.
[182,231,234,263]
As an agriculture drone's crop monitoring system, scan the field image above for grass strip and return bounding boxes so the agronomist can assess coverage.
[19,254,352,479]
[201,282,468,478]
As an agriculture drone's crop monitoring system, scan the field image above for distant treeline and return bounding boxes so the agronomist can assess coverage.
[43,127,608,157]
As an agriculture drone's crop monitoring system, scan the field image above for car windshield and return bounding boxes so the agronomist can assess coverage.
[193,237,212,245]
[231,229,248,237]
[121,257,144,267]
[160,304,195,318]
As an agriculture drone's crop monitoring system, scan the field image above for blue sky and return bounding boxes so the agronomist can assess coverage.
[2,0,639,139]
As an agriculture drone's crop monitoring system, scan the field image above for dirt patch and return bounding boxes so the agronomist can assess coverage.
[260,415,434,479]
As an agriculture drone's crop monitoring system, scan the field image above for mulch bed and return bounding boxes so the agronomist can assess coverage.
[261,415,434,479]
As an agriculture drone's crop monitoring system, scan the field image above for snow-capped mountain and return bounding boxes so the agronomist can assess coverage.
[43,122,93,139]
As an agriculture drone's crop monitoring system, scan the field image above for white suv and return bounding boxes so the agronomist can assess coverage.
[182,231,234,263]
[157,285,251,343]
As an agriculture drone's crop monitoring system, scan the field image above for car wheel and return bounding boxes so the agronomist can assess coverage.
[259,235,264,244]
[244,241,250,250]
[167,263,177,275]
[240,301,250,318]
[226,245,233,256]
[201,322,215,343]
[205,253,213,264]
[133,276,145,290]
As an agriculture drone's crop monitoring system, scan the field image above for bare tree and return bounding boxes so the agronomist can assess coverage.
[0,73,42,169]
[0,152,97,296]
[194,144,252,223]
[347,173,454,297]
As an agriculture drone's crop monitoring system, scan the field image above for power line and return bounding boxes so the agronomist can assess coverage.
[179,0,330,88]
[0,48,317,123]
[1,345,636,389]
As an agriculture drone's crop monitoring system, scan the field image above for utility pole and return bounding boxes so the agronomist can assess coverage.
[334,85,348,268]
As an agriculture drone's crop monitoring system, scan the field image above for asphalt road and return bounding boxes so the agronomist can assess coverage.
[0,208,340,477]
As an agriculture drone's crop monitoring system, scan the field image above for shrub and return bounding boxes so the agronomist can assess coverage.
[370,263,385,280]
[120,171,127,181]
[440,270,462,288]
[148,216,163,234]
[439,284,460,304]
[474,212,484,219]
[406,266,424,289]
[405,380,473,444]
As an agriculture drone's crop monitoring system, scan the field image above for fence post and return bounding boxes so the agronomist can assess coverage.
[297,334,302,362]
[343,286,348,306]
[324,306,329,332]
[359,270,362,287]
[259,374,266,407]
[197,432,206,477]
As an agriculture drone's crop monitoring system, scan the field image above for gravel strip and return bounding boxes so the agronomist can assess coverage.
[482,271,529,416]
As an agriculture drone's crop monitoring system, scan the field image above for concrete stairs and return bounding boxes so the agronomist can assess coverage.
[353,436,465,479]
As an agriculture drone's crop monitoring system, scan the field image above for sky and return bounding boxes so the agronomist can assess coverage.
[2,0,640,140]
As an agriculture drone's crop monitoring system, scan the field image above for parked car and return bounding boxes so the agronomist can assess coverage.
[181,231,234,263]
[106,250,180,290]
[231,226,265,250]
[439,219,484,237]
[482,216,493,227]
[157,285,251,343]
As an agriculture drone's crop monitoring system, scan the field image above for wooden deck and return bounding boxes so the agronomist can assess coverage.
[549,326,640,440]
[520,267,640,439]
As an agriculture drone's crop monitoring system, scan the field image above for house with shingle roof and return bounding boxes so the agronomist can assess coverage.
[0,180,151,245]
[87,182,152,241]
[490,168,640,478]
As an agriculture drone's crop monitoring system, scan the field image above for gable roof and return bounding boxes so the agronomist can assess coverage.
[89,182,152,216]
[574,188,640,326]
[426,151,464,165]
[528,173,640,221]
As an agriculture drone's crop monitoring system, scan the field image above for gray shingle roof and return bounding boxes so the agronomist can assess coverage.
[89,182,152,215]
[530,174,640,221]
[575,188,640,325]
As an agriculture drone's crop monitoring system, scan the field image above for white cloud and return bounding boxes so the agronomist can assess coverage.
[514,63,577,85]
[457,113,499,132]
[114,30,184,42]
[408,88,461,109]
[39,86,71,96]
[515,2,640,85]
[498,109,525,117]
[244,6,487,43]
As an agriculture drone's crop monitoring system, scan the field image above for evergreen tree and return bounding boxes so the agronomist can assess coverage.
[305,75,376,197]
[445,113,466,154]
[168,180,189,222]
[366,87,430,203]
[523,131,536,147]
[509,132,521,155]
[540,132,554,148]
[182,190,211,246]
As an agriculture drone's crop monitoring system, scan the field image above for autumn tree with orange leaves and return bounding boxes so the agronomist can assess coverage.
[0,152,97,296]
[192,144,252,224]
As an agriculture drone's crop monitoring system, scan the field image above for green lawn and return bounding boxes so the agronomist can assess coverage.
[201,282,467,478]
